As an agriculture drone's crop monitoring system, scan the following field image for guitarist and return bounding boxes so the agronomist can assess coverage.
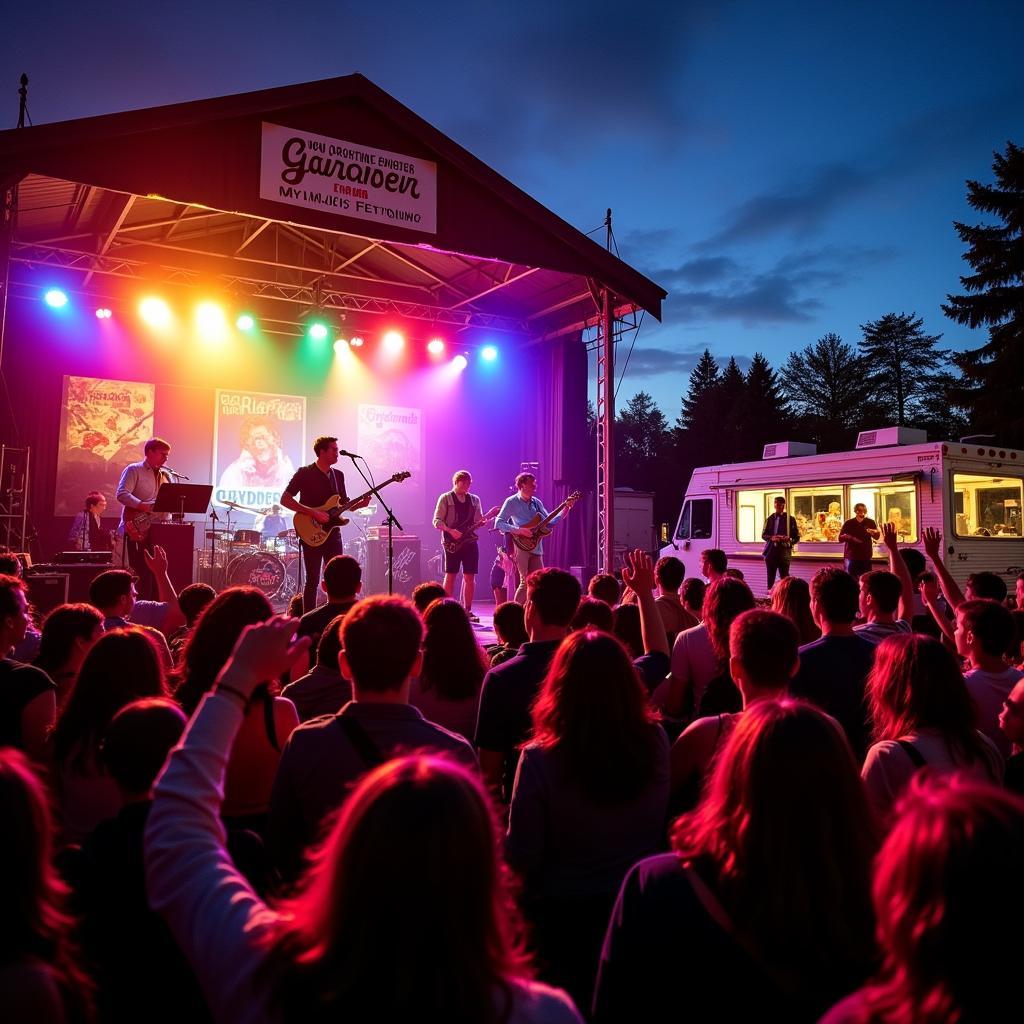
[115,437,172,598]
[281,436,369,613]
[433,470,485,622]
[495,472,575,604]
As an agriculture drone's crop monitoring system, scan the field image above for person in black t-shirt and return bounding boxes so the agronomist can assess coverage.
[838,503,880,579]
[281,436,369,613]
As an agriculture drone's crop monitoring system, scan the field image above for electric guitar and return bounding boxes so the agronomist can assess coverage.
[442,505,501,554]
[510,491,581,553]
[123,506,162,541]
[293,471,411,548]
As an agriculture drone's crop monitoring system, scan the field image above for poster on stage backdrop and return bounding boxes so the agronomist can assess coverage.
[259,121,438,234]
[213,390,306,512]
[55,376,156,515]
[356,404,423,514]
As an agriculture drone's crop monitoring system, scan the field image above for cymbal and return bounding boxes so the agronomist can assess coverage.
[221,500,264,514]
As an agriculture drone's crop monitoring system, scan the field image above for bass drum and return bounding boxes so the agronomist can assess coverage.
[226,552,287,598]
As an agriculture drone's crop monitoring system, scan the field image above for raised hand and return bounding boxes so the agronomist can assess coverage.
[622,548,655,594]
[217,617,311,700]
[881,521,899,550]
[143,544,169,575]
[922,526,942,561]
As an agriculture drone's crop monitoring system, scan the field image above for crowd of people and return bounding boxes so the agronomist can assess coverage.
[1,531,1023,1023]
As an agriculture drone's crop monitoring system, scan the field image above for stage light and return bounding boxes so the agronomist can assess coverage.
[236,313,255,331]
[453,354,468,371]
[383,330,405,353]
[94,307,112,319]
[349,335,364,348]
[139,296,172,327]
[481,345,498,362]
[427,337,446,356]
[44,288,69,308]
[309,321,329,341]
[196,301,228,339]
[334,337,349,355]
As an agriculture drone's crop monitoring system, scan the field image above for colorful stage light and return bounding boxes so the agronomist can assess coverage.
[309,321,329,341]
[427,337,446,356]
[452,354,468,371]
[196,301,228,339]
[334,338,349,355]
[44,288,69,308]
[383,330,405,353]
[236,313,255,331]
[139,297,172,327]
[94,307,112,319]
[481,345,498,362]
[349,335,364,348]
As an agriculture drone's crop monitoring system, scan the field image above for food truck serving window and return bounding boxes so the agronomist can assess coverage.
[953,473,1023,538]
[737,490,782,542]
[790,487,845,543]
[849,483,918,543]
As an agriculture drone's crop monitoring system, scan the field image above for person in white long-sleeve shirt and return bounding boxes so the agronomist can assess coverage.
[146,617,582,1024]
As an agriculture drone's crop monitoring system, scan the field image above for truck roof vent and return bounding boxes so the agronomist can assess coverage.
[762,441,817,460]
[855,426,928,450]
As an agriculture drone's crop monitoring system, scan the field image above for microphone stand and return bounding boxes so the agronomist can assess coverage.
[346,454,402,595]
[209,507,219,589]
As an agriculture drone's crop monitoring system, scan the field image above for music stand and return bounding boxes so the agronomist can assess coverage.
[154,483,214,519]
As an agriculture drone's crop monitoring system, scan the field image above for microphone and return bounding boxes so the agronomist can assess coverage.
[339,449,360,458]
[165,467,191,480]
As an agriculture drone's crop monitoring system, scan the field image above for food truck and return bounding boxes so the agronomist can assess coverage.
[660,427,1024,596]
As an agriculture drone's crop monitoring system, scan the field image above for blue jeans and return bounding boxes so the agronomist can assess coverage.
[301,530,343,612]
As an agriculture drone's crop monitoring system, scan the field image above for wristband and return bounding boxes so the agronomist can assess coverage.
[216,682,250,706]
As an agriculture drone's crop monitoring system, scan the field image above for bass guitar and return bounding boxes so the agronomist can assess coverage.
[511,491,581,553]
[442,505,501,554]
[293,471,411,548]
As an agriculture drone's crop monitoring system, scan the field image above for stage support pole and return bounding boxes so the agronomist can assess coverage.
[596,282,615,575]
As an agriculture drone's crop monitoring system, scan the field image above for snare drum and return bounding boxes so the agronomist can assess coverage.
[226,552,287,598]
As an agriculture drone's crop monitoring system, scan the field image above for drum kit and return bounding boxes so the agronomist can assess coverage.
[203,500,302,607]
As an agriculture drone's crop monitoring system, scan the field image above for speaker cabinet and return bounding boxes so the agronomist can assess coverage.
[365,536,421,598]
[26,573,69,617]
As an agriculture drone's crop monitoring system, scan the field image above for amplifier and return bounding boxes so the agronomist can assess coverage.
[58,551,113,565]
[32,563,112,603]
[25,573,69,616]
[365,536,421,598]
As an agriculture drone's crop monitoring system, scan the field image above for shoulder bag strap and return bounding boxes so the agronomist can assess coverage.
[897,738,927,769]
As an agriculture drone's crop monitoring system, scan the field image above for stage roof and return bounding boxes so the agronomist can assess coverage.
[0,74,665,341]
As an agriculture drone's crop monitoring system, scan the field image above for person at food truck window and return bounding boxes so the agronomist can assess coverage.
[839,504,881,580]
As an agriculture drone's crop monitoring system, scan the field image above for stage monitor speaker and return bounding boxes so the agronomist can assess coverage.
[148,523,196,591]
[365,536,421,598]
[26,573,69,617]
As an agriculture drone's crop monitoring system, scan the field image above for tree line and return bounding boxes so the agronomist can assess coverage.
[606,140,1023,529]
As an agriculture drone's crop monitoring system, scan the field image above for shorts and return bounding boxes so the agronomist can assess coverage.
[444,542,479,575]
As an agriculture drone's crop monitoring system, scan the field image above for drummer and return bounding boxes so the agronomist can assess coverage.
[256,503,289,543]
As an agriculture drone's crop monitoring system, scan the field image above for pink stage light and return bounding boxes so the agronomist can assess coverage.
[95,307,113,319]
[349,335,364,348]
[452,354,468,371]
[427,337,446,356]
[383,330,405,353]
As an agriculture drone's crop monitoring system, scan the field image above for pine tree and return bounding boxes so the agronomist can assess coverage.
[779,333,873,450]
[615,391,676,526]
[741,353,791,456]
[676,349,721,431]
[675,348,722,467]
[858,312,949,426]
[942,141,1024,447]
[718,357,748,462]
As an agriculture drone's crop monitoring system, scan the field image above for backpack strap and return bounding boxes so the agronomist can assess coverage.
[335,713,386,768]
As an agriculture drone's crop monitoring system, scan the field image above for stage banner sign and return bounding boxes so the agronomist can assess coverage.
[55,376,156,515]
[213,390,306,512]
[259,121,437,234]
[356,404,423,516]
